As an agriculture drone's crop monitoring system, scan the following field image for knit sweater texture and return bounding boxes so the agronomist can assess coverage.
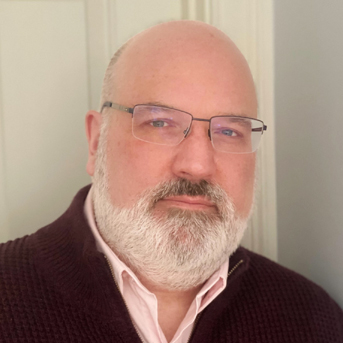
[1,185,343,342]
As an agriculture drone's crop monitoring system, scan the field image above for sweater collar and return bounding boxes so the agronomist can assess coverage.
[34,185,250,319]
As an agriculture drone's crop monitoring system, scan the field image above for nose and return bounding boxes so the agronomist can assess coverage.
[171,123,216,182]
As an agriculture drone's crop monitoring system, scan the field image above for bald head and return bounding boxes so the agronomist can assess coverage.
[101,21,257,116]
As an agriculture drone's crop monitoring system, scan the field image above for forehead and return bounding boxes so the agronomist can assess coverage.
[111,24,257,118]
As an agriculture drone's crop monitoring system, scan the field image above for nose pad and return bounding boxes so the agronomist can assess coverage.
[183,127,212,140]
[183,127,191,138]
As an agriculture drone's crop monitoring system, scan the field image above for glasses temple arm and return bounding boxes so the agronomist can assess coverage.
[251,125,267,133]
[100,102,134,114]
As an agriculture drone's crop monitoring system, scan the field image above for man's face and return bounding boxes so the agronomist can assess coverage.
[86,23,258,289]
[96,39,257,221]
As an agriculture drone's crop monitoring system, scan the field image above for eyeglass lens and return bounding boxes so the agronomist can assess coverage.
[132,105,263,153]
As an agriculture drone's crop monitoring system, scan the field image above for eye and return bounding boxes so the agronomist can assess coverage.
[150,120,170,128]
[220,129,238,137]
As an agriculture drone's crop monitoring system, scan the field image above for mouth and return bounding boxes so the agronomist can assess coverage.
[155,195,217,212]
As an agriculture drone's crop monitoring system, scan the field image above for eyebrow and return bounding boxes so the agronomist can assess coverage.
[224,116,252,123]
[214,111,253,119]
[140,101,247,118]
[142,101,181,110]
[221,116,253,129]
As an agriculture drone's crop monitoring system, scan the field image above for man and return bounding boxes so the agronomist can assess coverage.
[0,21,342,343]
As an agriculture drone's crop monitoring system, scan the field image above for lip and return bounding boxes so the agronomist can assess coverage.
[158,196,216,210]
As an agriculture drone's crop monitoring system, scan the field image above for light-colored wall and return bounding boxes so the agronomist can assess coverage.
[275,1,343,307]
[0,1,277,259]
[0,0,184,243]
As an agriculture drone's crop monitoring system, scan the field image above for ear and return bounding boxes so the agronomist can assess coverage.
[85,110,103,176]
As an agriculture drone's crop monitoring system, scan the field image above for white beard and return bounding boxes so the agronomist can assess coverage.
[92,128,249,291]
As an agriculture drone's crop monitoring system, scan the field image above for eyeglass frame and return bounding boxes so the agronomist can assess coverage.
[100,101,267,153]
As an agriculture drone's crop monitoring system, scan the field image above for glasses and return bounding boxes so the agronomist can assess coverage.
[101,102,267,154]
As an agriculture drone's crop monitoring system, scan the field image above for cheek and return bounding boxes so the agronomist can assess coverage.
[217,154,256,218]
[105,134,172,207]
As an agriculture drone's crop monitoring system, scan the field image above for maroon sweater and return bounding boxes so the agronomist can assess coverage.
[1,185,343,342]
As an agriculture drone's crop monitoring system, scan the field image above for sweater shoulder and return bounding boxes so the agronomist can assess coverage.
[0,229,53,306]
[242,247,338,301]
[238,247,343,331]
[0,233,38,273]
[0,185,92,295]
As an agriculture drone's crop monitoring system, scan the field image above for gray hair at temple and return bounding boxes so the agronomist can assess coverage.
[100,41,130,111]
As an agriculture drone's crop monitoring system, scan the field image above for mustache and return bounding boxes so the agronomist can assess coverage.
[147,178,228,208]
